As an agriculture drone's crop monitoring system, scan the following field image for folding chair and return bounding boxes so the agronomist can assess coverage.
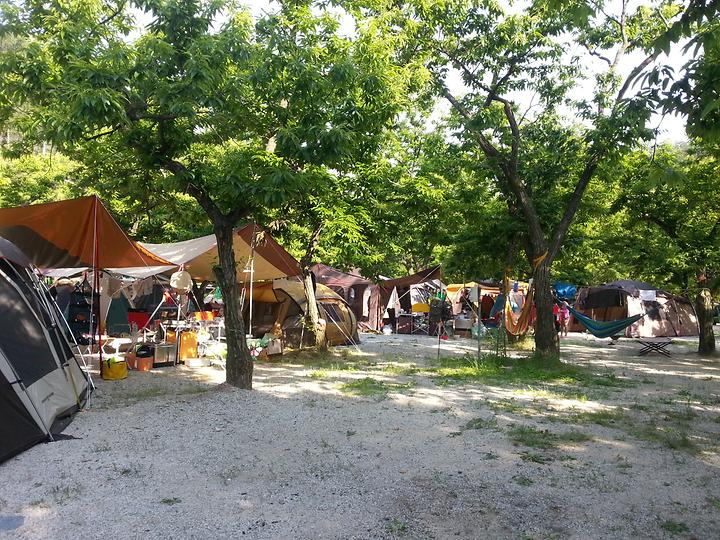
[411,303,430,335]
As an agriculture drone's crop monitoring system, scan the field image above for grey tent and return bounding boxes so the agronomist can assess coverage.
[0,237,91,462]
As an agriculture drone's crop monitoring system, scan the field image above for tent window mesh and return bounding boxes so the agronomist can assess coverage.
[320,303,344,323]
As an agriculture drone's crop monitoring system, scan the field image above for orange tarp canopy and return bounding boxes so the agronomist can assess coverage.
[0,196,171,269]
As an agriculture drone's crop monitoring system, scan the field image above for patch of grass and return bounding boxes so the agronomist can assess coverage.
[430,354,635,394]
[569,408,628,427]
[708,497,720,511]
[659,520,689,535]
[507,426,558,449]
[507,336,536,351]
[386,518,408,535]
[462,416,499,431]
[628,424,697,452]
[51,484,83,505]
[382,364,419,376]
[160,497,182,505]
[338,377,414,397]
[29,499,48,508]
[661,408,697,422]
[630,403,652,412]
[518,451,554,464]
[512,475,534,486]
[514,386,589,401]
[309,369,329,379]
[486,398,527,415]
[91,440,112,452]
[507,425,591,449]
[113,463,141,477]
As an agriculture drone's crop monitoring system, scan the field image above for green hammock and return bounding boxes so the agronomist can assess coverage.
[566,304,644,339]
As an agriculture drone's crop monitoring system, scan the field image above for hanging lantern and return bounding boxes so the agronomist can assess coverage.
[170,269,192,293]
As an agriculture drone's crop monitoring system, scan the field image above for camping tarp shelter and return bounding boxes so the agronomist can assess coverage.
[122,224,301,282]
[246,279,358,346]
[367,265,445,330]
[0,196,171,269]
[311,263,373,322]
[0,237,91,462]
[570,280,698,337]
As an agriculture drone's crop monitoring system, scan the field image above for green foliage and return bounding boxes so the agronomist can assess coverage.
[0,153,78,206]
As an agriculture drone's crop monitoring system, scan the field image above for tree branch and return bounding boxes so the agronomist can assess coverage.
[616,53,655,101]
[547,152,601,262]
[438,85,502,159]
[83,127,118,141]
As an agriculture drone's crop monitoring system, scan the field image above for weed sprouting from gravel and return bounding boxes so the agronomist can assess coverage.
[507,425,591,449]
[462,416,499,431]
[512,475,534,486]
[386,518,408,535]
[51,484,83,505]
[659,519,689,534]
[160,497,182,505]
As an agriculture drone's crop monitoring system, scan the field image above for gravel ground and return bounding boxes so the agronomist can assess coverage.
[1,332,719,539]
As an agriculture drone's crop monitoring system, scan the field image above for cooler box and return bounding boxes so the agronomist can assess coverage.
[154,343,176,367]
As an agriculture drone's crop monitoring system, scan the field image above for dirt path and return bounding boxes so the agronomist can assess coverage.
[1,333,718,539]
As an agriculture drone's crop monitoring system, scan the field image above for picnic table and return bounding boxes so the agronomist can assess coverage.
[637,338,672,357]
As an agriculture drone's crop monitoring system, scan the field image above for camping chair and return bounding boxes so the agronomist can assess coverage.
[410,303,430,335]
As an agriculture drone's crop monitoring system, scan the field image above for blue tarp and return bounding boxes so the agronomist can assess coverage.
[554,282,577,300]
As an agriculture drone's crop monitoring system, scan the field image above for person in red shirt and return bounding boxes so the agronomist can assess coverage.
[552,303,560,333]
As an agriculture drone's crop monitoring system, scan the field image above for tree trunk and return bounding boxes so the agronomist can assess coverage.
[299,220,325,348]
[214,223,253,388]
[302,267,326,348]
[532,262,559,356]
[696,288,716,355]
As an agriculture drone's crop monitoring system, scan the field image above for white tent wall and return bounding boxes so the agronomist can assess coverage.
[626,295,698,338]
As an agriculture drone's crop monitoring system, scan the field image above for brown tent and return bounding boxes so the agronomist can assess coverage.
[570,280,698,338]
[246,279,358,347]
[0,196,171,269]
[311,263,373,322]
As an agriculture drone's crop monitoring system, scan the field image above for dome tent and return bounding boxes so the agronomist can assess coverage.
[570,280,698,338]
[0,237,91,463]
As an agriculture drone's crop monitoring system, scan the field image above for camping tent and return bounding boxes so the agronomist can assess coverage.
[0,237,91,462]
[570,280,698,337]
[0,196,171,269]
[129,224,301,282]
[367,265,445,330]
[247,279,358,346]
[311,263,373,321]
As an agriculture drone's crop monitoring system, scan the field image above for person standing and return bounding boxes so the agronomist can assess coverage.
[553,302,560,333]
[559,303,570,337]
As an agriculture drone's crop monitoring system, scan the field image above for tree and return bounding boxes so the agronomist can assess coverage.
[360,0,685,355]
[0,0,410,387]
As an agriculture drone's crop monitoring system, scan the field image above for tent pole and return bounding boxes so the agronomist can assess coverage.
[248,256,254,336]
[91,198,104,377]
[248,225,257,337]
